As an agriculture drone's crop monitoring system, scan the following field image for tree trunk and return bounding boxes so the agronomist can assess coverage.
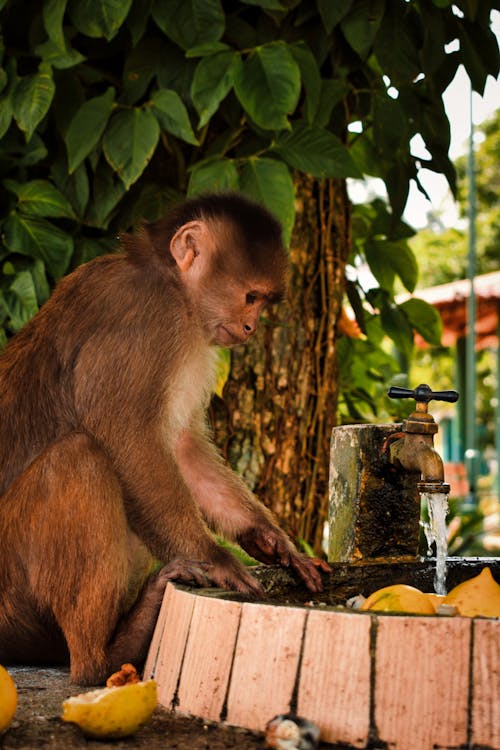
[211,176,351,553]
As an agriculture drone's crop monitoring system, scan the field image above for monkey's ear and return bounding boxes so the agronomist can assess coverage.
[170,221,210,273]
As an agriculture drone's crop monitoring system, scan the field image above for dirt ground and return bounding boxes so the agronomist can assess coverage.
[1,667,343,750]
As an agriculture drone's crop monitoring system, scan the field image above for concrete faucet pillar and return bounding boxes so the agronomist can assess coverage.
[328,424,421,563]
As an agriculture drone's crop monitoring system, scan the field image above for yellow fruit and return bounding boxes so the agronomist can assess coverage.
[426,593,446,612]
[62,679,157,739]
[443,567,500,618]
[0,665,17,733]
[361,584,435,614]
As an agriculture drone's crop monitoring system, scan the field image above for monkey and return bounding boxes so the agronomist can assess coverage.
[0,192,330,685]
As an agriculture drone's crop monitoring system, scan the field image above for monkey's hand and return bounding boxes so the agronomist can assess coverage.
[237,526,331,593]
[157,559,213,587]
[208,549,265,598]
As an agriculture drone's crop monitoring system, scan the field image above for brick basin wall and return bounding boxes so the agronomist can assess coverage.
[144,583,499,750]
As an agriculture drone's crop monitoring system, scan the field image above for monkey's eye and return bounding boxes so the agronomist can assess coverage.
[246,292,257,305]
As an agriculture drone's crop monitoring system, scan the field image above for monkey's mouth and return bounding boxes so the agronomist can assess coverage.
[215,325,245,347]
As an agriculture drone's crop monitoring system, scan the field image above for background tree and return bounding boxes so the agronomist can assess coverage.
[0,0,498,552]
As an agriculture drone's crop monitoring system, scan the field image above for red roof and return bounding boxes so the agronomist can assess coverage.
[406,271,500,349]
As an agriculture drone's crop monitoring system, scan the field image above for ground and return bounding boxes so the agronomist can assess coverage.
[1,667,264,750]
[1,667,342,750]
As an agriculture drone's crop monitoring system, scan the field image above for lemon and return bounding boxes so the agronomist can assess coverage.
[0,665,17,733]
[62,679,157,739]
[360,584,435,614]
[443,567,500,618]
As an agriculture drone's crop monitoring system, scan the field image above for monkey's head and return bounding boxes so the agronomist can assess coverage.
[146,193,289,347]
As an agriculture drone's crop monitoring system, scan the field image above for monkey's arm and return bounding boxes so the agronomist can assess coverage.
[107,433,264,597]
[175,428,330,592]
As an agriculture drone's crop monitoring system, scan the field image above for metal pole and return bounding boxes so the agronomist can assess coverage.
[465,83,477,505]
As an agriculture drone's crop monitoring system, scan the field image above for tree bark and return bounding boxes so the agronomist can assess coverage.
[211,176,351,553]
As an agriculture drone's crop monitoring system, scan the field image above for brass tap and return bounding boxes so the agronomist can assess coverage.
[386,384,459,494]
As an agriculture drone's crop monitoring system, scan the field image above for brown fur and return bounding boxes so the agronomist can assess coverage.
[0,193,327,685]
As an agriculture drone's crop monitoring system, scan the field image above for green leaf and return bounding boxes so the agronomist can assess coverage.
[68,0,133,40]
[65,87,115,173]
[7,270,39,331]
[365,239,395,291]
[191,51,240,128]
[0,93,12,139]
[85,164,125,228]
[385,162,411,223]
[43,0,68,50]
[458,22,497,96]
[289,43,321,124]
[122,39,160,105]
[234,42,301,130]
[188,159,239,196]
[317,0,353,34]
[365,239,418,293]
[72,237,115,267]
[273,121,361,178]
[239,157,295,247]
[152,0,225,51]
[12,64,55,141]
[340,0,385,59]
[127,0,153,45]
[18,133,48,167]
[30,258,50,305]
[4,179,75,219]
[186,42,231,58]
[3,213,73,279]
[373,93,409,156]
[103,107,160,189]
[240,0,285,8]
[399,298,443,346]
[374,3,421,84]
[419,89,450,154]
[380,303,414,359]
[156,42,197,94]
[151,89,198,145]
[313,79,347,128]
[34,39,85,70]
[51,158,89,218]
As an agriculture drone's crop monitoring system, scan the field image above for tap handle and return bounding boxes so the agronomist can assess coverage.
[387,384,459,404]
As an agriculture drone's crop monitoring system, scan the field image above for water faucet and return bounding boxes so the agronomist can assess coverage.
[386,384,459,495]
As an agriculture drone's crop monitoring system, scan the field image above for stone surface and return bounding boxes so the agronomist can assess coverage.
[329,424,421,563]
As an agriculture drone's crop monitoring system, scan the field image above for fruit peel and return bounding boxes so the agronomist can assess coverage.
[443,566,500,618]
[0,665,17,733]
[62,679,157,739]
[360,583,435,614]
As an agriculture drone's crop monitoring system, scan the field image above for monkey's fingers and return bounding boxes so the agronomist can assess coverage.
[209,563,265,599]
[158,559,212,587]
[312,557,332,573]
[287,553,328,594]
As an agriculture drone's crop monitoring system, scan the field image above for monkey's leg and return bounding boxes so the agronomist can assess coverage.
[0,432,188,685]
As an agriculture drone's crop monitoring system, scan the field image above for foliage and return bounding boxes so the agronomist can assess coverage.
[408,109,500,290]
[0,0,498,358]
[456,108,500,274]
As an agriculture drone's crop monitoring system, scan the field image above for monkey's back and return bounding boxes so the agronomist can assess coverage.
[0,252,189,496]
